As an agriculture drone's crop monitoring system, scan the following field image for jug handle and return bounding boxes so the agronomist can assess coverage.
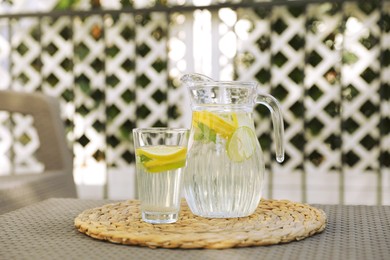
[255,92,285,163]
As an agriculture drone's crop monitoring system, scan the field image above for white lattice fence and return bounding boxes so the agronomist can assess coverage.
[0,0,388,204]
[341,2,382,204]
[382,1,390,205]
[234,1,389,204]
[105,13,136,168]
[304,4,343,204]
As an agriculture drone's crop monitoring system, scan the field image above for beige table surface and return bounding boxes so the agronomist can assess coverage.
[0,198,389,260]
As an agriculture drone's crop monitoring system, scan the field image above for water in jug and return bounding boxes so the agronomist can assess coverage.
[181,73,284,218]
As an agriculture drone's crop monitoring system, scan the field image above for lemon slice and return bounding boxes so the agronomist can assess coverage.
[144,160,186,173]
[192,111,237,139]
[136,145,186,160]
[227,126,257,162]
[136,145,187,173]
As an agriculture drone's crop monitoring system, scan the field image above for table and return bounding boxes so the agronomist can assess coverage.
[0,199,389,260]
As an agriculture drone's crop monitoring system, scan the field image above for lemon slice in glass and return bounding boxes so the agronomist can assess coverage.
[136,145,187,173]
[227,126,257,162]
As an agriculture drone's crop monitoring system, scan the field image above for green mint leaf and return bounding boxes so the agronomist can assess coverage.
[194,131,205,141]
[140,154,152,163]
[197,122,217,143]
[209,129,217,143]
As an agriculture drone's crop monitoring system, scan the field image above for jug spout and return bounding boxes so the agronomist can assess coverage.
[180,73,213,85]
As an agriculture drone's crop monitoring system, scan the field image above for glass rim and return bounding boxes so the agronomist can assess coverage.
[132,127,189,134]
[186,81,257,89]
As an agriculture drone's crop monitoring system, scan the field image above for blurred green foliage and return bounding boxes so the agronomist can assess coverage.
[55,0,81,9]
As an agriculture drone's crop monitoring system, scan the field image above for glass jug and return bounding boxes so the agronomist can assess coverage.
[181,74,284,218]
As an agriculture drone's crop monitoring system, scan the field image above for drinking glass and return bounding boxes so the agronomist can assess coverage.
[132,128,189,224]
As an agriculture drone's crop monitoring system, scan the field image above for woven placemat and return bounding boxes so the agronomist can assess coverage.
[74,199,326,249]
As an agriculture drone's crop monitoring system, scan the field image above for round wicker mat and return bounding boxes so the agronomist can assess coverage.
[74,199,327,249]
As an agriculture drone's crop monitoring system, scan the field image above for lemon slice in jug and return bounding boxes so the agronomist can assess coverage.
[192,111,237,139]
[136,145,187,173]
[227,126,257,162]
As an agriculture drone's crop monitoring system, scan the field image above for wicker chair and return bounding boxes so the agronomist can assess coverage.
[0,90,77,214]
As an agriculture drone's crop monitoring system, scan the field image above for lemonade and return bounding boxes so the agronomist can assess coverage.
[133,128,189,224]
[184,110,265,218]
